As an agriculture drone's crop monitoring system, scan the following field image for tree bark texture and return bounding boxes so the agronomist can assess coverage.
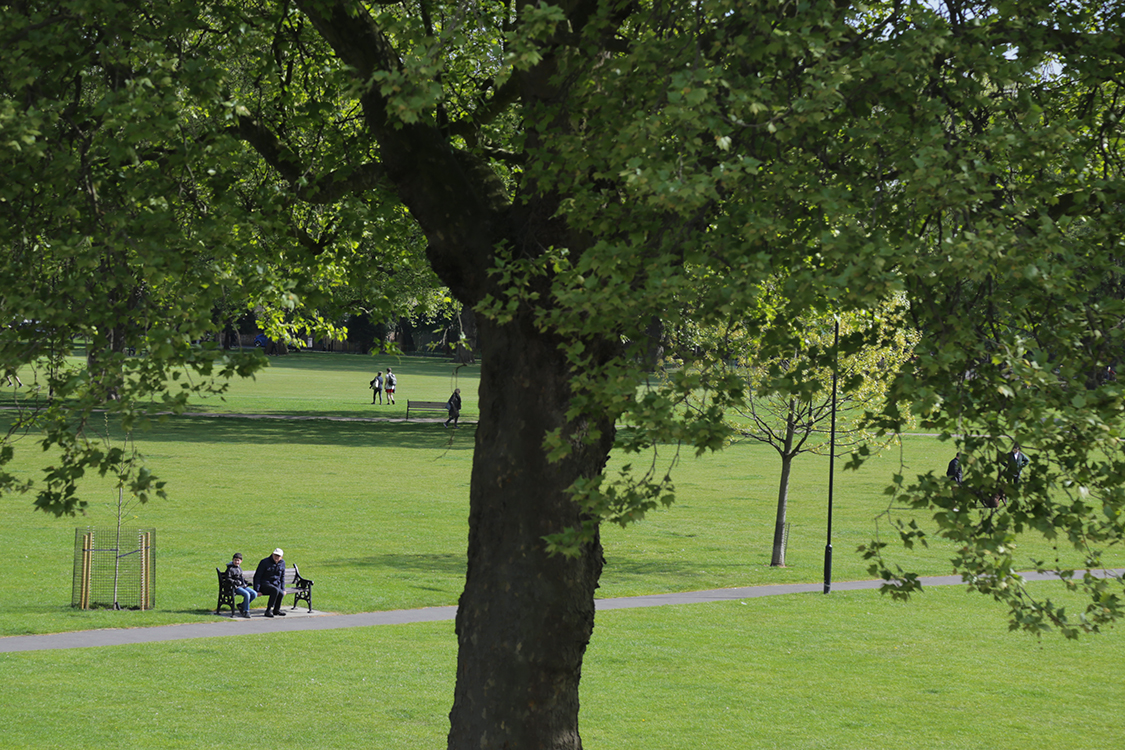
[450,316,612,749]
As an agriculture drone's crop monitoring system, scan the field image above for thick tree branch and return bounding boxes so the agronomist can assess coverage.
[231,117,389,203]
[447,75,523,140]
[296,162,389,203]
[294,0,510,304]
[231,117,305,184]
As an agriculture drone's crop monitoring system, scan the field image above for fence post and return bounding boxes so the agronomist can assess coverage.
[139,531,151,610]
[80,531,93,610]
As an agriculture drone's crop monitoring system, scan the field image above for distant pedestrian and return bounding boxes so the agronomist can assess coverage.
[946,454,962,486]
[444,388,462,428]
[1006,444,1029,486]
[370,371,384,404]
[385,368,397,404]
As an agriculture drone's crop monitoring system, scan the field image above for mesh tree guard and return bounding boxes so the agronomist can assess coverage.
[71,527,156,610]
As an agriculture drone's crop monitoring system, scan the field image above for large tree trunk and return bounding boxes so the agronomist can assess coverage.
[448,315,613,750]
[286,6,618,745]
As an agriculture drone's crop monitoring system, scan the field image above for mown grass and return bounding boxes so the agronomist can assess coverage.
[0,584,1120,749]
[0,353,1118,637]
[0,349,479,420]
[1,351,1122,748]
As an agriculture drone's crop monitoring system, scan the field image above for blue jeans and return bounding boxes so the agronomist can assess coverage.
[234,586,257,613]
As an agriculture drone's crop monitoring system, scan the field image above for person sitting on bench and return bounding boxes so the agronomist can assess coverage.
[255,548,287,617]
[225,552,257,618]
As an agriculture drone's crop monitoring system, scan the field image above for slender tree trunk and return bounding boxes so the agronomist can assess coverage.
[771,399,799,567]
[771,453,794,567]
[113,487,124,610]
[448,315,613,750]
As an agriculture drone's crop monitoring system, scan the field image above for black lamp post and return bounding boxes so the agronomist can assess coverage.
[824,318,839,594]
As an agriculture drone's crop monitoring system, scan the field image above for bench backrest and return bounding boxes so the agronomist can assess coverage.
[249,564,302,588]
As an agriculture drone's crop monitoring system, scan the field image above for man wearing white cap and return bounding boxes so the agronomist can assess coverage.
[254,548,287,617]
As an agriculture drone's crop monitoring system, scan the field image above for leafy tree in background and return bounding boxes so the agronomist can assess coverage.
[4,1,1125,747]
[722,302,917,567]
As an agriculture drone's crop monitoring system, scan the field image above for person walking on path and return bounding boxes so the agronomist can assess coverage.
[254,548,287,618]
[385,368,397,404]
[370,371,384,404]
[444,388,462,428]
[224,553,256,618]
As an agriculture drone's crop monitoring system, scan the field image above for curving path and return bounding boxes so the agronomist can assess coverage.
[3,569,1120,654]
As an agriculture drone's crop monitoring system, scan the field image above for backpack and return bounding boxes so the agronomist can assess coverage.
[387,373,396,387]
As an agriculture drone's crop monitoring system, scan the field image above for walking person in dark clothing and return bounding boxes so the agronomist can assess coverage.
[370,371,384,404]
[444,388,462,428]
[254,548,287,617]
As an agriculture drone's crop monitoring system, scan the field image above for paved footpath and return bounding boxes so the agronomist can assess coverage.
[3,569,1119,654]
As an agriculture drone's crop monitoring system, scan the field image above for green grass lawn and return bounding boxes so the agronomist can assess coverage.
[1,351,1122,748]
[0,583,1120,749]
[2,417,1103,636]
[183,350,480,418]
[0,352,1118,636]
[0,349,480,420]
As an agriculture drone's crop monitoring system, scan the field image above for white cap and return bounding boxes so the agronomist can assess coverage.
[273,548,284,557]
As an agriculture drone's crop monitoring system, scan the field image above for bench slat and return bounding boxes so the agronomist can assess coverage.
[406,400,450,419]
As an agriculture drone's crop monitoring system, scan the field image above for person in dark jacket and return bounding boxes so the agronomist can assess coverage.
[225,552,257,618]
[946,454,962,486]
[444,388,462,428]
[1007,445,1030,486]
[254,548,287,617]
[370,371,383,404]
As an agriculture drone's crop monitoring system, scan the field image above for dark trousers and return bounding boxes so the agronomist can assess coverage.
[260,583,284,612]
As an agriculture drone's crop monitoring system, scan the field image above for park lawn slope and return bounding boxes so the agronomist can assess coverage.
[0,583,1120,749]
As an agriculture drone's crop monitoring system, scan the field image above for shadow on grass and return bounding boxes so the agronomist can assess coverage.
[94,419,477,451]
[602,558,711,579]
[246,351,478,374]
[322,553,467,577]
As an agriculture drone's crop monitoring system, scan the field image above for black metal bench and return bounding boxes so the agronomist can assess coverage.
[215,564,314,616]
[406,400,449,419]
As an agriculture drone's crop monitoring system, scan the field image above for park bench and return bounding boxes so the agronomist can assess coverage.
[215,563,314,616]
[406,400,450,419]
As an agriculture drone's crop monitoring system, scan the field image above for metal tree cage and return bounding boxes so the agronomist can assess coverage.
[71,527,156,610]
